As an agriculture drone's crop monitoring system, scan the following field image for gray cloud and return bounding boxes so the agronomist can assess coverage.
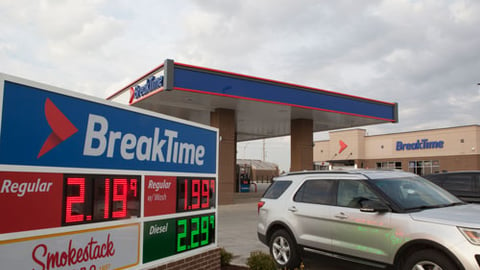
[1,0,479,171]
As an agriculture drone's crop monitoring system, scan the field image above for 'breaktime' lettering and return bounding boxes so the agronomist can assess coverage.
[396,139,444,151]
[133,75,163,100]
[83,114,205,165]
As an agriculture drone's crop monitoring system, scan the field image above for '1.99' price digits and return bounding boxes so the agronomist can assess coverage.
[177,178,215,212]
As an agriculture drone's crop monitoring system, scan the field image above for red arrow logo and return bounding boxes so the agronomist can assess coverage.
[339,140,348,154]
[129,87,135,104]
[37,98,78,158]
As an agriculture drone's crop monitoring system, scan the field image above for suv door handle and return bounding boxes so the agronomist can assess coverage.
[288,206,298,213]
[334,212,348,219]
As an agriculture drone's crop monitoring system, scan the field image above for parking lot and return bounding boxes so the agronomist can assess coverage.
[217,186,383,270]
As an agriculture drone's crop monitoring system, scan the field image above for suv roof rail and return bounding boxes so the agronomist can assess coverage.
[282,170,353,176]
[281,168,404,177]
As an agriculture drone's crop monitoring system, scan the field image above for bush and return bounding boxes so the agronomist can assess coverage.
[220,248,233,266]
[246,251,277,270]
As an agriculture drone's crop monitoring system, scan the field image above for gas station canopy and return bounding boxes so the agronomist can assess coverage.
[107,59,398,141]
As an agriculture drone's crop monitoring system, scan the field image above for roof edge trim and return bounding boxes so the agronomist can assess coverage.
[175,86,397,122]
[175,62,396,106]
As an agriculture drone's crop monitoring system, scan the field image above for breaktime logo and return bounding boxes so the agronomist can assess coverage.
[37,98,79,158]
[38,98,206,166]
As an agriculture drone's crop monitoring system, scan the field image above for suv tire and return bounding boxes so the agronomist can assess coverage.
[269,229,301,269]
[401,249,458,270]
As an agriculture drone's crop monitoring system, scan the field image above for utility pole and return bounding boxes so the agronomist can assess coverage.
[262,139,265,161]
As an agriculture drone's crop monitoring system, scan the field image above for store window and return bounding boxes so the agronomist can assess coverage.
[376,161,402,170]
[408,160,440,176]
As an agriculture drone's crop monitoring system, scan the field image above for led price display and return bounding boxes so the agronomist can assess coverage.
[177,177,215,212]
[176,214,215,253]
[62,174,141,225]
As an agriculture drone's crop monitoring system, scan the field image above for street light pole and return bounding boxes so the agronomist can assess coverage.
[242,142,249,159]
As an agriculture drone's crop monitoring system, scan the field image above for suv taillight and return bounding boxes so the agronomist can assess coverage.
[258,201,265,214]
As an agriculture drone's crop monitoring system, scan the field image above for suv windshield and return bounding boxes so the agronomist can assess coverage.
[370,176,463,211]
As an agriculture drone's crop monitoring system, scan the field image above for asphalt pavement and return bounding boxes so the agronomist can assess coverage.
[217,183,382,270]
[218,183,270,266]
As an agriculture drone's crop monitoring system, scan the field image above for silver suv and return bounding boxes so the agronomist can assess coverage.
[257,170,480,269]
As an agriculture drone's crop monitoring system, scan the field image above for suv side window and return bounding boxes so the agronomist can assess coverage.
[263,180,292,199]
[425,174,443,186]
[444,174,473,192]
[337,180,379,208]
[294,179,335,205]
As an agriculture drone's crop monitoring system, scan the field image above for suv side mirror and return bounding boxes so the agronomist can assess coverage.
[360,199,389,213]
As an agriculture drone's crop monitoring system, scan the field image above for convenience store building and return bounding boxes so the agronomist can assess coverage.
[314,125,480,175]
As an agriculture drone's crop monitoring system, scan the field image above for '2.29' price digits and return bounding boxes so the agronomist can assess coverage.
[176,214,215,252]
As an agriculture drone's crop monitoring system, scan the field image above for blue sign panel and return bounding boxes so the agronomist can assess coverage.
[0,80,217,173]
[173,66,397,122]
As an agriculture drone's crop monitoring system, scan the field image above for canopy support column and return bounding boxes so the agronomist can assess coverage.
[290,119,313,171]
[211,108,236,204]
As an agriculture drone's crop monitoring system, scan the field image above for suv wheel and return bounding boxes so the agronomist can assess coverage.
[269,229,300,269]
[401,249,458,270]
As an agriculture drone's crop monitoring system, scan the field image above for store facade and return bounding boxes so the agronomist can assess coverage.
[314,125,480,175]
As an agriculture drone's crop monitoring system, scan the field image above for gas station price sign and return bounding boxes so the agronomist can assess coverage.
[0,172,142,234]
[0,172,218,234]
[0,73,218,270]
[143,213,216,263]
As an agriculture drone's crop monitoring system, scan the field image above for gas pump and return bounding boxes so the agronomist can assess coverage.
[238,166,251,192]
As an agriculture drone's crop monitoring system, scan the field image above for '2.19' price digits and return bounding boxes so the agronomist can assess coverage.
[177,178,216,212]
[63,174,141,225]
[176,214,215,252]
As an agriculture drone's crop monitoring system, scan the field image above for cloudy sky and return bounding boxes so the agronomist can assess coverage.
[1,0,479,171]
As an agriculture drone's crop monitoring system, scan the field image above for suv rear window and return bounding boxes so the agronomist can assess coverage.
[263,180,292,199]
[443,174,474,192]
[294,180,336,205]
